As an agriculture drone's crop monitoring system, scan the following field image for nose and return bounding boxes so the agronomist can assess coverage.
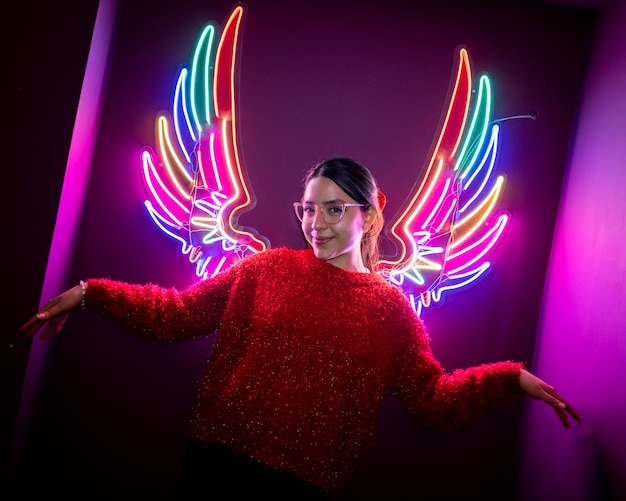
[312,207,328,230]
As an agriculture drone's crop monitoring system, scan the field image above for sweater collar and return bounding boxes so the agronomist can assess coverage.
[301,248,383,284]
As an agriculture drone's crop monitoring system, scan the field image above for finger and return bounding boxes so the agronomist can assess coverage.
[54,315,68,334]
[545,387,581,425]
[23,316,54,339]
[545,387,580,417]
[554,396,581,422]
[40,315,69,340]
[36,309,54,320]
[555,407,570,429]
[20,311,51,335]
[20,306,62,339]
[23,314,54,338]
[19,316,40,334]
[565,404,582,422]
[41,320,60,340]
[40,322,58,340]
[22,319,44,339]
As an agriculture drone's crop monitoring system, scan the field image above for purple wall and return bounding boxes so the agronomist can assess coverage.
[517,0,626,499]
[7,0,624,499]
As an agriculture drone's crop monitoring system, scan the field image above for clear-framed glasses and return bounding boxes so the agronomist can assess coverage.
[293,201,368,224]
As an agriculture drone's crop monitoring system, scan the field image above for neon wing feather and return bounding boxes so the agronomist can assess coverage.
[140,5,269,280]
[377,47,510,316]
[139,8,511,313]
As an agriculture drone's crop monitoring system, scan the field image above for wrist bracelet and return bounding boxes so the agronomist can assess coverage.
[79,280,87,310]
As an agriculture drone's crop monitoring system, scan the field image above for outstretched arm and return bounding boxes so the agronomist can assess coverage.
[19,282,85,340]
[389,294,582,433]
[519,368,581,428]
[20,270,237,344]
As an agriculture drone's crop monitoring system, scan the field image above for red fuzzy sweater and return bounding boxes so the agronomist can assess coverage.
[85,248,523,496]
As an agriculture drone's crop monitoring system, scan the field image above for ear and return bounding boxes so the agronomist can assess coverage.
[362,206,376,230]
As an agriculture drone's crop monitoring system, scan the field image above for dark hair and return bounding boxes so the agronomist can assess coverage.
[304,158,385,271]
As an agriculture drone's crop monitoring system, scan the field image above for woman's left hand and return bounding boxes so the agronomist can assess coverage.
[519,369,581,428]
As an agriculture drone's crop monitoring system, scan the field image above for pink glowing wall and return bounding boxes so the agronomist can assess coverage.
[517,0,626,499]
[6,0,625,499]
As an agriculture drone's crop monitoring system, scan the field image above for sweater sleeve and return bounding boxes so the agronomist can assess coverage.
[84,267,235,343]
[389,301,524,433]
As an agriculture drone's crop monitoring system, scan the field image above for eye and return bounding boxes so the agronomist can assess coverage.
[302,205,316,214]
[326,204,343,215]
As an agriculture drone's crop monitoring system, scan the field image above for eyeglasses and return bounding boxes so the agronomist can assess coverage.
[293,201,368,224]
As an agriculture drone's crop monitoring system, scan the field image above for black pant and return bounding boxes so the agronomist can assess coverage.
[180,439,333,500]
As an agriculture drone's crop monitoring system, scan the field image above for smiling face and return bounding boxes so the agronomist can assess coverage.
[300,176,373,272]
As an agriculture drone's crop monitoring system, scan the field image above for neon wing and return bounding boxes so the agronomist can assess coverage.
[140,5,268,280]
[377,47,510,316]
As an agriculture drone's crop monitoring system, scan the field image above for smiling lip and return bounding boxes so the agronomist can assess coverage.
[313,236,332,245]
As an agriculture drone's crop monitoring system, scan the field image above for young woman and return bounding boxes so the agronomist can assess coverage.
[19,158,580,499]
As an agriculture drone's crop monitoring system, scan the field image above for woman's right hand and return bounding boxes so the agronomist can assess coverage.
[19,284,85,340]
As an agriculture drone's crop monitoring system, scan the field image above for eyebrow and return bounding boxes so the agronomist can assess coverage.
[302,198,343,205]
